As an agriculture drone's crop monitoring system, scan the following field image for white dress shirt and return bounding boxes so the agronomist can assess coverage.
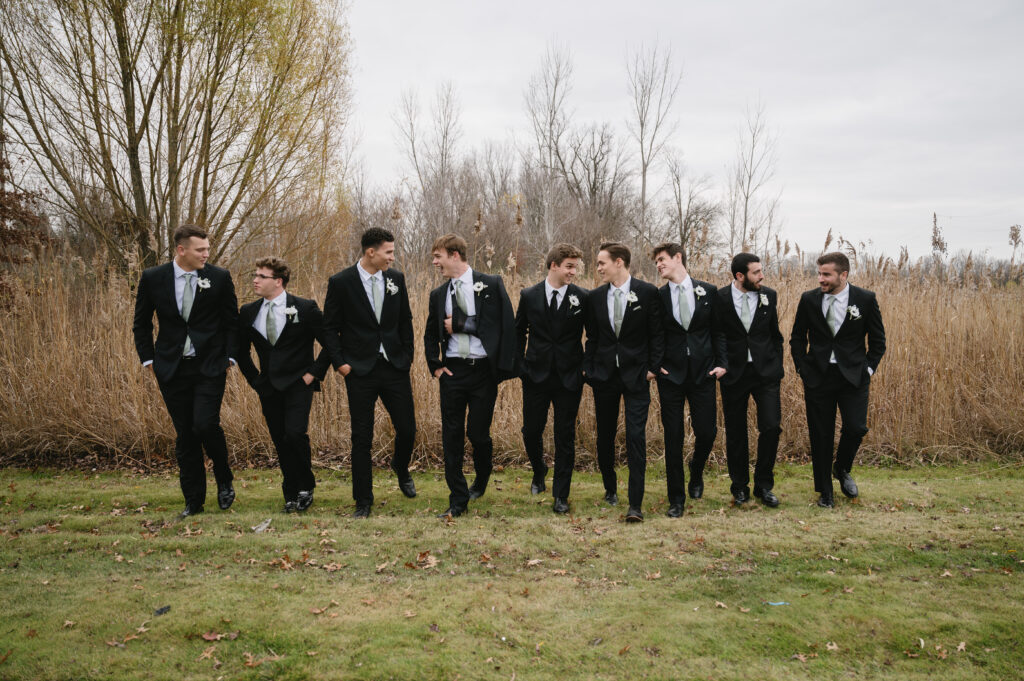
[823,284,850,366]
[357,261,388,358]
[731,282,758,363]
[606,276,632,327]
[544,280,568,310]
[253,290,288,341]
[444,268,487,359]
[669,275,696,327]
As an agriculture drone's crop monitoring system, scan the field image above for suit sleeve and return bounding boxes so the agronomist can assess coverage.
[789,296,809,375]
[646,286,665,373]
[398,273,415,362]
[235,310,259,384]
[514,288,529,373]
[221,272,239,363]
[864,291,886,372]
[495,276,517,378]
[710,288,729,373]
[423,288,443,375]
[321,277,346,370]
[132,271,156,365]
[770,292,784,354]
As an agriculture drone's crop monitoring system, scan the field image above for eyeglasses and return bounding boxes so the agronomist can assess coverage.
[252,273,277,280]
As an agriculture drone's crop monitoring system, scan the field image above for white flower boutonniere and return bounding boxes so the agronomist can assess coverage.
[283,305,298,322]
[196,277,211,290]
[694,285,706,298]
[626,291,638,304]
[848,305,861,320]
[759,293,769,307]
[472,281,487,293]
[568,294,580,307]
[385,278,399,296]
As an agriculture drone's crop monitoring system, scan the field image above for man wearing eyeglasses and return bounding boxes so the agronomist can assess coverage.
[237,257,337,512]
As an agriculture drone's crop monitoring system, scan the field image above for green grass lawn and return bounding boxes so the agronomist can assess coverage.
[1,463,1022,680]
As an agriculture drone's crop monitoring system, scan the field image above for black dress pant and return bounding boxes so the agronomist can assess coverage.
[439,359,498,510]
[591,371,651,509]
[257,380,316,501]
[657,376,718,505]
[803,364,870,494]
[344,357,417,506]
[521,375,583,500]
[157,359,232,507]
[720,364,781,495]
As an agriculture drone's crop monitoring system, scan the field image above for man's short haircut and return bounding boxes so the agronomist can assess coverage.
[817,251,850,274]
[731,252,761,278]
[361,227,395,252]
[431,233,467,260]
[545,243,584,270]
[254,256,291,287]
[173,224,207,246]
[651,242,687,266]
[599,241,631,268]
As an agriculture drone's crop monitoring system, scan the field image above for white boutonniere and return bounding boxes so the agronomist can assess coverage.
[626,291,638,304]
[196,277,211,290]
[385,278,399,296]
[283,305,298,322]
[848,305,861,320]
[759,293,769,307]
[694,286,706,298]
[472,281,487,293]
[568,294,579,307]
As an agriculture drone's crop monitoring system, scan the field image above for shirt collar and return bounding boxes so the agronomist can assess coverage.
[676,275,692,292]
[545,280,568,298]
[172,260,197,278]
[263,290,288,307]
[610,276,631,294]
[830,284,850,303]
[356,261,380,283]
[731,281,754,300]
[451,267,474,288]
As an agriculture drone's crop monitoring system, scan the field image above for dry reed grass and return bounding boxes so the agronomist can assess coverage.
[1,257,1021,469]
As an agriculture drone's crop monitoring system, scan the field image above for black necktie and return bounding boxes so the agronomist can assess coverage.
[548,290,559,317]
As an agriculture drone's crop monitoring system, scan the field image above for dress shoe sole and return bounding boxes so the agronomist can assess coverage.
[625,515,643,523]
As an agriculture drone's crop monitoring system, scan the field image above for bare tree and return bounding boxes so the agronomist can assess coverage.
[626,42,682,250]
[723,100,782,257]
[665,150,721,260]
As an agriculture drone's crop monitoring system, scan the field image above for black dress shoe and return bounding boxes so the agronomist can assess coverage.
[468,481,487,500]
[666,503,684,518]
[753,487,780,508]
[552,498,570,514]
[217,484,235,510]
[817,493,835,508]
[352,504,371,519]
[834,468,859,498]
[283,500,298,513]
[178,504,204,519]
[296,490,313,512]
[530,479,546,495]
[688,478,704,499]
[436,506,465,518]
[625,507,644,523]
[398,477,417,498]
[604,491,618,506]
[732,489,750,505]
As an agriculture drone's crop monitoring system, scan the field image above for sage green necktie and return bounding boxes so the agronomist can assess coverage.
[182,272,194,356]
[454,280,469,358]
[372,274,383,322]
[265,302,278,345]
[740,291,752,331]
[678,284,691,330]
[825,295,838,336]
[613,288,624,337]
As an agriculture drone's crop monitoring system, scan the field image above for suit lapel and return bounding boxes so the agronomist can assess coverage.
[690,280,711,325]
[349,266,377,323]
[660,285,679,330]
[273,293,297,344]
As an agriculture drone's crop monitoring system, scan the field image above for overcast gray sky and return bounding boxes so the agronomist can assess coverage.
[346,0,1023,259]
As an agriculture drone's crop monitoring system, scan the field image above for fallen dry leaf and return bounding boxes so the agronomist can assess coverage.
[63,621,75,629]
[715,601,728,609]
[645,571,662,580]
[957,642,966,652]
[618,645,631,655]
[826,641,839,651]
[198,646,216,660]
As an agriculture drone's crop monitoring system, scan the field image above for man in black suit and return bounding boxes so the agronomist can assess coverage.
[652,243,727,517]
[237,257,336,512]
[715,253,784,508]
[132,224,238,518]
[424,233,516,518]
[515,243,588,514]
[583,241,664,523]
[790,251,886,508]
[322,228,418,518]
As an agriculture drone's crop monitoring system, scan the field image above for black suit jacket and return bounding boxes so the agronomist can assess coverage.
[583,277,665,392]
[714,284,784,385]
[515,281,588,391]
[236,294,334,392]
[789,284,886,388]
[322,266,415,376]
[132,262,238,384]
[424,270,516,380]
[658,279,727,385]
